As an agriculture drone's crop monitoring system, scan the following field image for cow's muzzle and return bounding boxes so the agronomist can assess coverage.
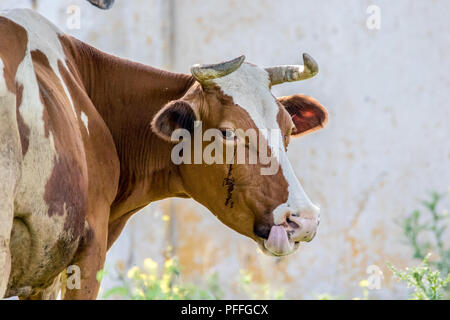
[263,205,320,256]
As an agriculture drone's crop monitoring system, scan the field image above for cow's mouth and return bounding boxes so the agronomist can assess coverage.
[260,225,300,256]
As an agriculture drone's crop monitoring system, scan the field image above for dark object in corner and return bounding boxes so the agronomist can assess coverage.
[87,0,115,10]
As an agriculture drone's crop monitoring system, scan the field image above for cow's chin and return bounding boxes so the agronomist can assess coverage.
[257,225,300,257]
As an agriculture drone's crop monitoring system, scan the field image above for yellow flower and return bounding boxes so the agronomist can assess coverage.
[144,258,158,273]
[138,272,148,281]
[143,274,157,286]
[164,259,175,269]
[239,270,252,284]
[160,275,170,294]
[133,288,145,298]
[162,273,171,284]
[162,215,170,222]
[359,279,369,288]
[127,266,140,279]
[161,284,169,294]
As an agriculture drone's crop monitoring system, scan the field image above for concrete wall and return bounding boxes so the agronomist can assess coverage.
[1,0,449,299]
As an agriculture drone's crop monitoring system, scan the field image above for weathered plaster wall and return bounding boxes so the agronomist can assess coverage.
[1,0,449,299]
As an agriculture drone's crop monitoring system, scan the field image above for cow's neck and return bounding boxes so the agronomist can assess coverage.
[68,37,195,218]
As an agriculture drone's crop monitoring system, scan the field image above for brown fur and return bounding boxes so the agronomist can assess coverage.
[0,17,28,93]
[15,85,30,156]
[0,18,29,157]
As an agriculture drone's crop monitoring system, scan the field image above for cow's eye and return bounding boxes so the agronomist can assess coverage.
[220,128,236,140]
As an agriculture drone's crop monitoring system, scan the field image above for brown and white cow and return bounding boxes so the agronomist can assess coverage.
[0,9,328,300]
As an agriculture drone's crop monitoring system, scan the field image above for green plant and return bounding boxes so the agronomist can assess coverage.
[395,191,450,299]
[402,191,450,275]
[238,270,284,300]
[98,257,224,300]
[314,279,371,300]
[315,293,342,300]
[387,254,450,300]
[98,258,286,300]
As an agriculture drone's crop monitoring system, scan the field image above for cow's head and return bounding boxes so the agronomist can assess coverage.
[152,54,328,256]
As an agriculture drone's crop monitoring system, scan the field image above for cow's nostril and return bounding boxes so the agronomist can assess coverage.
[286,216,300,229]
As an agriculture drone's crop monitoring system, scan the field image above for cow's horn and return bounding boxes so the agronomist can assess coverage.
[87,0,115,10]
[265,53,318,86]
[191,55,245,83]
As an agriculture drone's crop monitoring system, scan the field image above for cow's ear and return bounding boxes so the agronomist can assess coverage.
[151,100,198,142]
[278,94,328,137]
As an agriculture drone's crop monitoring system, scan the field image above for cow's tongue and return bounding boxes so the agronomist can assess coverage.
[264,225,293,256]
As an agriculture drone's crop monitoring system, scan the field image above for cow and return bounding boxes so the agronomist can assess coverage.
[0,8,328,300]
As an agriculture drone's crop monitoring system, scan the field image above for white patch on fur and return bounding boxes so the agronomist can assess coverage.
[4,8,77,119]
[81,112,89,135]
[213,63,319,223]
[0,58,7,96]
